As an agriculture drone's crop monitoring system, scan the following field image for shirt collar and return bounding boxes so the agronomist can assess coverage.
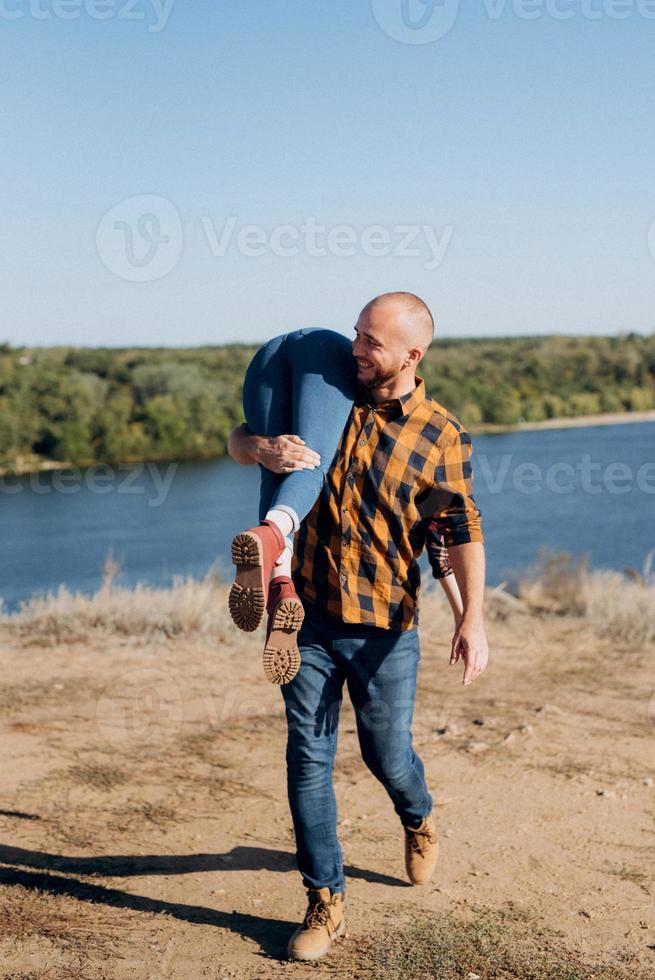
[356,376,426,420]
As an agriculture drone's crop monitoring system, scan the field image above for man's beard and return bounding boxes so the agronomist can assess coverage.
[361,361,404,391]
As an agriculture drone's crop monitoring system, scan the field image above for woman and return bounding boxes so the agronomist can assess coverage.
[227,327,463,685]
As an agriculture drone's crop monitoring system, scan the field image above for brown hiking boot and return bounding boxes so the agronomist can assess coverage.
[228,520,285,631]
[263,576,304,685]
[404,812,439,885]
[287,887,345,962]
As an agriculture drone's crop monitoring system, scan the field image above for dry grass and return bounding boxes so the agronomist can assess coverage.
[66,764,128,791]
[516,551,591,617]
[514,549,655,644]
[0,557,234,644]
[1,550,654,648]
[582,567,655,644]
[0,881,135,955]
[609,864,652,896]
[0,679,88,712]
[347,905,652,980]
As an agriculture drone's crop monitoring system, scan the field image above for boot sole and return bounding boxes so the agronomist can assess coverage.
[263,597,304,685]
[228,532,266,632]
[287,917,346,961]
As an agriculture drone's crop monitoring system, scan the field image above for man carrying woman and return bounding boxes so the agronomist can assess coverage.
[228,292,488,962]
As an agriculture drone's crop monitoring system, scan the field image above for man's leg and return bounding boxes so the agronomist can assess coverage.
[341,625,433,825]
[341,625,438,884]
[281,604,346,894]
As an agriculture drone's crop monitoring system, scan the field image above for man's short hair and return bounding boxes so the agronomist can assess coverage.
[367,291,435,348]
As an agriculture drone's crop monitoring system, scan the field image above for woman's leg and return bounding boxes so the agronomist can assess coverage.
[258,329,357,685]
[241,334,297,576]
[230,334,300,643]
[266,329,358,525]
[242,327,357,576]
[231,328,357,684]
[242,332,293,524]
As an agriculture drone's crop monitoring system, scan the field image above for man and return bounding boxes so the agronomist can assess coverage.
[229,292,487,962]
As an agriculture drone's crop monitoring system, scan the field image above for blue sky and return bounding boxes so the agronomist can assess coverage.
[2,0,655,347]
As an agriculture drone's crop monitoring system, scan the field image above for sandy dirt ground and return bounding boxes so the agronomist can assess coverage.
[0,590,653,979]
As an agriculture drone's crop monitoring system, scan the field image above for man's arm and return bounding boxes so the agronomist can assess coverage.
[425,525,463,626]
[447,541,488,686]
[428,424,488,686]
[227,423,321,473]
[446,541,485,619]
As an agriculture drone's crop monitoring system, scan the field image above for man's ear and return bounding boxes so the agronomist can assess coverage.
[405,346,423,369]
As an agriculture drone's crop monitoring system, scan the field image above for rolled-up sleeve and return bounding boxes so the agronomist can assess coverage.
[429,425,484,548]
[426,524,454,579]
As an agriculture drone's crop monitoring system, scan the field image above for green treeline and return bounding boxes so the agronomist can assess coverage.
[1,333,654,470]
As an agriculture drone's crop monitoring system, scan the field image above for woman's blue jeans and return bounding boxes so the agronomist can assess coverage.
[281,601,433,895]
[242,328,358,526]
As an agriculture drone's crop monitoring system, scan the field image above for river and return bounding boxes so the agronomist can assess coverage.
[2,421,654,613]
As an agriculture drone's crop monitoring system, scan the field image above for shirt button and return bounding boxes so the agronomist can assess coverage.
[342,505,348,512]
[340,573,347,583]
[359,439,366,446]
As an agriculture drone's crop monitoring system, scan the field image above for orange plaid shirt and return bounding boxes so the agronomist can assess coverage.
[292,377,484,631]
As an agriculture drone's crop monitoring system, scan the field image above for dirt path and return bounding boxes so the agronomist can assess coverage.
[0,591,653,978]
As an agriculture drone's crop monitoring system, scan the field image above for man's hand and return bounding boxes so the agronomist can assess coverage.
[256,434,321,474]
[227,424,321,471]
[450,614,488,686]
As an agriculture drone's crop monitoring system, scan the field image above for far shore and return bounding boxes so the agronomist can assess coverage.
[474,407,655,435]
[2,408,655,477]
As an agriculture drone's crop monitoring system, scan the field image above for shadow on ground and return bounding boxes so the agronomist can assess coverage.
[0,841,406,959]
[0,841,405,886]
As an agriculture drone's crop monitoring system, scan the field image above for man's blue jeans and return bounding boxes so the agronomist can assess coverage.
[281,600,433,895]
